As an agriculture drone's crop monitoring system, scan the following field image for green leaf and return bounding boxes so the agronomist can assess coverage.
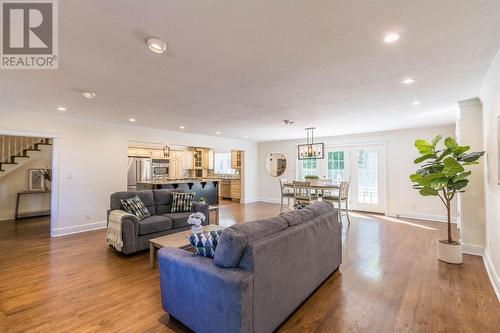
[443,157,464,176]
[452,145,470,157]
[415,139,434,155]
[419,187,438,196]
[435,148,452,162]
[409,174,422,183]
[444,137,458,149]
[452,171,471,182]
[459,151,485,163]
[449,179,469,191]
[414,154,436,164]
[429,177,448,190]
[431,135,442,147]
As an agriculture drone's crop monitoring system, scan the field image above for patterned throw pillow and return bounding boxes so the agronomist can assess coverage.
[188,230,223,258]
[120,196,150,220]
[171,192,195,213]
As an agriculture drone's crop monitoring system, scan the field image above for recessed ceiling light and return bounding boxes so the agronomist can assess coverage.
[82,90,97,99]
[412,101,421,106]
[402,78,415,85]
[57,106,66,112]
[179,125,185,129]
[146,37,167,54]
[244,135,248,139]
[383,33,400,43]
[129,118,136,122]
[216,131,221,135]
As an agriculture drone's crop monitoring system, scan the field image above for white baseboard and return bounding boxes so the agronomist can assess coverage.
[461,243,484,256]
[385,211,458,223]
[51,221,106,237]
[240,197,259,204]
[483,249,500,302]
[257,197,282,204]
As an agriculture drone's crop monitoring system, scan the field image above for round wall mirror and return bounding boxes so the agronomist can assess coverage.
[265,152,287,177]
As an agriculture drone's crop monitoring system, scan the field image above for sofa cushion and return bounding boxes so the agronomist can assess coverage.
[121,196,151,220]
[163,212,192,229]
[188,230,223,258]
[111,190,156,216]
[213,216,288,268]
[171,192,195,213]
[280,201,334,227]
[153,189,176,214]
[138,215,173,235]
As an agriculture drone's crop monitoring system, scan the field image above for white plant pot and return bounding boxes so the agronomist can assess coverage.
[437,240,462,264]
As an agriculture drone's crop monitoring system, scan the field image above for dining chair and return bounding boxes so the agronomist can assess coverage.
[317,178,332,197]
[293,181,316,206]
[322,181,351,225]
[279,178,294,212]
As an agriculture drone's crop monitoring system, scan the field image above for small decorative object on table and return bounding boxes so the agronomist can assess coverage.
[199,197,206,204]
[187,212,206,233]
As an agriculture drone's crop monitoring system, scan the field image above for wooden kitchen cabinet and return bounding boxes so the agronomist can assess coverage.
[128,147,151,157]
[231,150,242,169]
[230,179,241,201]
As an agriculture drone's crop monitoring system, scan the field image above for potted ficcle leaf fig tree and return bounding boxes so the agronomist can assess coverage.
[410,135,484,264]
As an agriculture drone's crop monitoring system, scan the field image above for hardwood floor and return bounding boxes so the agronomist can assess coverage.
[1,201,499,332]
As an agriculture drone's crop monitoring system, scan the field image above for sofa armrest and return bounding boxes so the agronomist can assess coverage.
[193,201,210,225]
[107,210,139,254]
[158,248,253,333]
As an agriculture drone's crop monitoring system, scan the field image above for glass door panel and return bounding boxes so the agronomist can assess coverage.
[356,149,379,205]
[326,150,349,182]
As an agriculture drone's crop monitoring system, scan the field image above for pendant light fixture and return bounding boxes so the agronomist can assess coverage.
[297,127,324,160]
[163,145,171,158]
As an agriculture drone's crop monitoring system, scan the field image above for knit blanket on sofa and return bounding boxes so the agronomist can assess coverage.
[107,210,134,251]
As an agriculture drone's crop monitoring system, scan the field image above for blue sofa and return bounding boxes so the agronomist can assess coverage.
[158,201,341,333]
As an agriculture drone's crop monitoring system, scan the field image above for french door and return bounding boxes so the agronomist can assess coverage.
[308,144,386,213]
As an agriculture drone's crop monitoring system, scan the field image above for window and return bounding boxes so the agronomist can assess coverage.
[327,151,345,182]
[214,152,235,174]
[301,159,318,179]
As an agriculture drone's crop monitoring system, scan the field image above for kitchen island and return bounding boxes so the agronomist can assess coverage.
[136,179,219,205]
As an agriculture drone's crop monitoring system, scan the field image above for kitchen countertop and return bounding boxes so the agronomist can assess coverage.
[137,178,221,185]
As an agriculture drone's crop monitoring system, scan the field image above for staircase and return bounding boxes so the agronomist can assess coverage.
[0,136,52,178]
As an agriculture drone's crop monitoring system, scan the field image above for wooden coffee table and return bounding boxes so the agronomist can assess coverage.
[149,224,225,269]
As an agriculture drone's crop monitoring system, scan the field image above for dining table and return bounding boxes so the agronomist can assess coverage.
[283,180,340,196]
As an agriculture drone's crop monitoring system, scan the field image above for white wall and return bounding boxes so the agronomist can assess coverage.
[0,148,52,220]
[479,49,500,296]
[258,125,457,222]
[457,98,486,252]
[0,111,258,236]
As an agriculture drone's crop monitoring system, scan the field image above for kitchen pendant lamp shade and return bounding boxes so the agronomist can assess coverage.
[298,127,324,160]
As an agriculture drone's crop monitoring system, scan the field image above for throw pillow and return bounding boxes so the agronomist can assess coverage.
[171,192,195,213]
[120,196,150,220]
[188,230,223,258]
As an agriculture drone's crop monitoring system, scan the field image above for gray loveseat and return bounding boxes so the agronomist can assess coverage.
[158,201,341,333]
[108,189,209,254]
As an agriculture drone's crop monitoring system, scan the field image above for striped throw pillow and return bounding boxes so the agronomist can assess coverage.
[171,192,196,213]
[120,196,150,220]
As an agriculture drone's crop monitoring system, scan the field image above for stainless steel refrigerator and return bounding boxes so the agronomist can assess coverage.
[127,157,152,191]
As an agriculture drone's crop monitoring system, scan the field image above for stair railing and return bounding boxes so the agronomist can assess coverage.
[0,136,48,164]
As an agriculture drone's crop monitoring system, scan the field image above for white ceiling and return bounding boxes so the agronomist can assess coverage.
[1,0,499,142]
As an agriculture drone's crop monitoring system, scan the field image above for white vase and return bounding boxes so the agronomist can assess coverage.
[437,240,462,264]
[191,225,203,234]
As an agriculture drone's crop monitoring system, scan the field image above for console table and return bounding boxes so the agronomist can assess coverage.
[15,191,51,220]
